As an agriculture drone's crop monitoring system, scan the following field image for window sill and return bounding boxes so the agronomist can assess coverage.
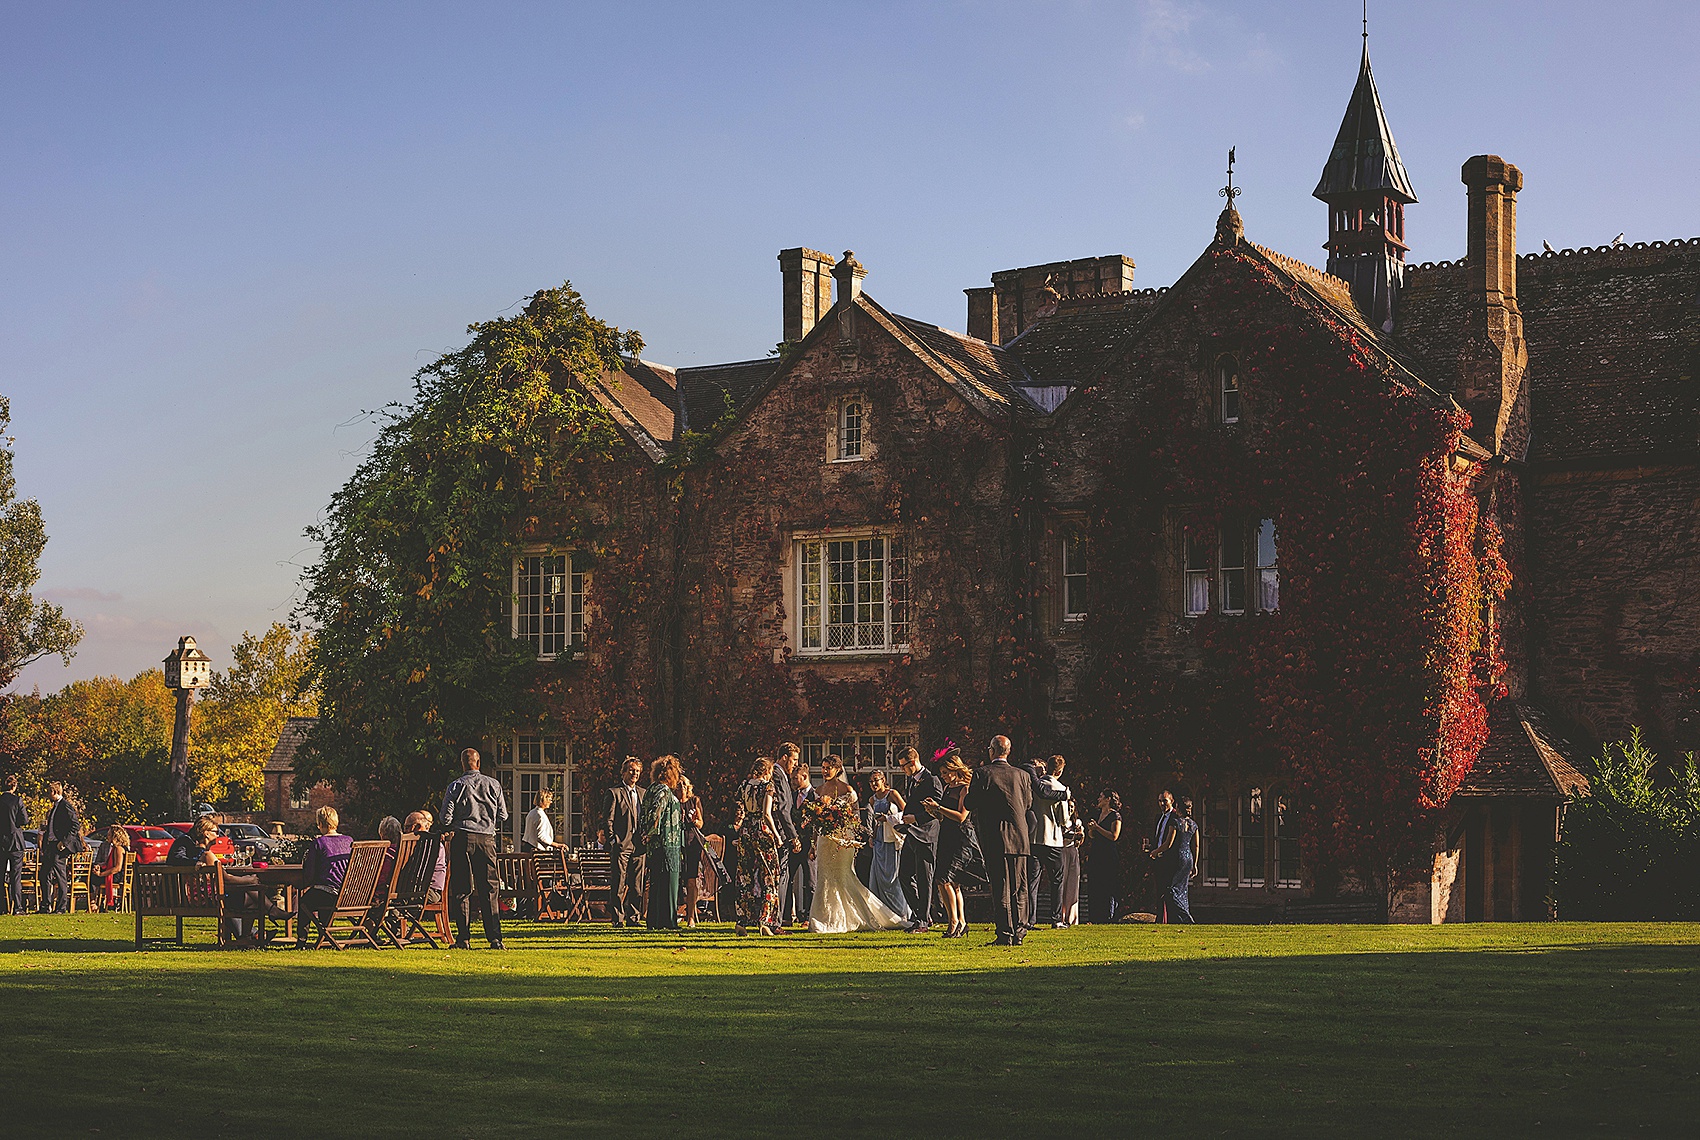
[792,648,911,662]
[534,650,587,663]
[828,456,868,465]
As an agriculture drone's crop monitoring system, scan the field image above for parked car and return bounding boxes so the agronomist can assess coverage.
[120,826,179,864]
[161,823,237,860]
[218,822,282,860]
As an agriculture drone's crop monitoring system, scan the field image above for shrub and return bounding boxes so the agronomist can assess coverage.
[1555,729,1700,919]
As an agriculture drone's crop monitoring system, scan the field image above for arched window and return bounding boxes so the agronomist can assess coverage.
[837,399,864,460]
[1218,356,1240,424]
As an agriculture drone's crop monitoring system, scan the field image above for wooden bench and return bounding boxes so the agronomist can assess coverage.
[133,864,231,948]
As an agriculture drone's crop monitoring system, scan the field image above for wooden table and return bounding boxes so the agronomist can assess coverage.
[238,863,304,943]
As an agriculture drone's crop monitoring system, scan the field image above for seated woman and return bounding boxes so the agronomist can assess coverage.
[294,806,354,948]
[92,825,130,911]
[168,817,261,943]
[404,811,447,903]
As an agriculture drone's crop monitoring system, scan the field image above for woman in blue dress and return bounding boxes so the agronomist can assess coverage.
[1152,795,1198,924]
[864,770,912,923]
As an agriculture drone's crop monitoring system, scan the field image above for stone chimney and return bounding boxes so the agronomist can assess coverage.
[966,287,998,343]
[831,250,866,307]
[1457,155,1528,455]
[778,247,835,344]
[965,254,1134,344]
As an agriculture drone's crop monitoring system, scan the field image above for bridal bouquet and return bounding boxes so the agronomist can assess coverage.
[803,796,863,848]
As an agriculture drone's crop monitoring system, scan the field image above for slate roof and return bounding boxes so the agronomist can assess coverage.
[1003,292,1165,386]
[1313,44,1417,204]
[1456,703,1590,799]
[675,358,780,437]
[1397,238,1700,463]
[265,716,317,774]
[888,311,1035,412]
[584,357,780,460]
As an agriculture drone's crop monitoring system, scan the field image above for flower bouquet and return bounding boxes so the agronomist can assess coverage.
[803,796,864,848]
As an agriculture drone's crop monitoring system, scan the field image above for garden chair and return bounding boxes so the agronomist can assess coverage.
[309,841,389,950]
[117,854,135,914]
[569,850,612,923]
[20,849,39,912]
[534,847,569,920]
[366,833,417,940]
[133,864,228,948]
[68,850,94,913]
[379,832,442,948]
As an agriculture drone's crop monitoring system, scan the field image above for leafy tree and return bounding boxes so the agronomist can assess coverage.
[297,284,639,818]
[4,671,175,826]
[190,623,317,810]
[1556,729,1700,919]
[0,395,82,687]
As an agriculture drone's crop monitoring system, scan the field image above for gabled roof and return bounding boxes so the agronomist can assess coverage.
[1456,702,1590,800]
[584,356,781,462]
[1003,292,1166,387]
[676,358,781,437]
[1313,44,1416,204]
[265,716,317,774]
[886,310,1036,412]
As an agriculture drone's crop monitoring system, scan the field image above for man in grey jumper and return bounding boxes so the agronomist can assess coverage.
[438,748,509,949]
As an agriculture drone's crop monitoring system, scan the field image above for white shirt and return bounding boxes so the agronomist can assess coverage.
[523,806,556,849]
[1039,778,1072,847]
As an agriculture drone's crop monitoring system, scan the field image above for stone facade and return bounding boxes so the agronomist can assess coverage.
[469,47,1694,921]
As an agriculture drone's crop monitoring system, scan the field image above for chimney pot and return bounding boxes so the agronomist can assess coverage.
[831,251,866,306]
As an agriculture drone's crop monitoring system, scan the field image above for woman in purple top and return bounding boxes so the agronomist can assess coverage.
[294,805,355,947]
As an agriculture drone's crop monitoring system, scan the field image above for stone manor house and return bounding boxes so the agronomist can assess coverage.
[481,43,1697,922]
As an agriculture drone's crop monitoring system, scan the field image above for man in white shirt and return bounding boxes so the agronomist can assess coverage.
[1032,758,1073,929]
[522,790,558,852]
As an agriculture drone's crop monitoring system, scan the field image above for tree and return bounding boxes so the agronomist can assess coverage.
[4,671,175,826]
[190,623,317,809]
[0,395,82,687]
[297,284,640,817]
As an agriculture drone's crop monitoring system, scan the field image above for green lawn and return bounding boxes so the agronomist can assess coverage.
[1,917,1696,1137]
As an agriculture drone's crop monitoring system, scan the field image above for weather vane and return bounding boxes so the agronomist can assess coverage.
[1220,147,1240,207]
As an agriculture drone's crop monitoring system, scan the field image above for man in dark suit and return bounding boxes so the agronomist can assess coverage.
[771,745,801,923]
[605,758,647,927]
[786,761,819,925]
[0,774,27,914]
[895,746,944,932]
[40,781,84,913]
[965,735,1033,945]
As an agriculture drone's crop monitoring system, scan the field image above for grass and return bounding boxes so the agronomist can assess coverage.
[1,916,1697,1137]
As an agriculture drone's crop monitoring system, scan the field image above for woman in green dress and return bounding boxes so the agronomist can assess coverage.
[641,755,685,930]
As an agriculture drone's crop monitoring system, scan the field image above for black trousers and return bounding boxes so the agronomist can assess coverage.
[1031,844,1066,927]
[612,844,645,925]
[786,843,814,925]
[899,839,936,925]
[0,849,22,914]
[772,841,793,923]
[987,852,1030,940]
[448,832,502,946]
[42,846,70,912]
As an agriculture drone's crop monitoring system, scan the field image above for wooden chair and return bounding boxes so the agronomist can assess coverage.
[495,852,538,920]
[696,835,725,922]
[68,850,94,913]
[308,841,389,950]
[366,833,416,942]
[117,855,135,914]
[569,850,612,923]
[19,849,40,913]
[380,833,444,948]
[534,848,569,920]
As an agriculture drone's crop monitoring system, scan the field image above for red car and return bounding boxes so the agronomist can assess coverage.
[120,826,179,864]
[161,823,238,860]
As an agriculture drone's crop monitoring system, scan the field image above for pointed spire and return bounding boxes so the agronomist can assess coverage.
[1312,41,1416,204]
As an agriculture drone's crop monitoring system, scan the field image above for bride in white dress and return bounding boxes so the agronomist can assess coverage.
[808,756,909,934]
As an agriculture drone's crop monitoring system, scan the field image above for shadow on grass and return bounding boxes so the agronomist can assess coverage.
[0,932,1695,1137]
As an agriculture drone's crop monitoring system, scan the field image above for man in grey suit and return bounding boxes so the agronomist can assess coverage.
[771,744,802,924]
[606,758,646,927]
[965,735,1033,946]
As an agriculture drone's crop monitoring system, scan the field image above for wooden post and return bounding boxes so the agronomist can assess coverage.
[170,688,193,818]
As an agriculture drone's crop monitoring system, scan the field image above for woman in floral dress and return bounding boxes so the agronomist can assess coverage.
[734,756,783,936]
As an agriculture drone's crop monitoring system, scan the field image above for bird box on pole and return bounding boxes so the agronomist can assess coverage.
[163,636,212,818]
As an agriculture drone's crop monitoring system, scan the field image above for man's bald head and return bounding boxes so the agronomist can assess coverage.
[989,735,1011,760]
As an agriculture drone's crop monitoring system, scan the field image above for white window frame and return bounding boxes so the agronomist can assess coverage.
[1273,792,1301,889]
[794,531,910,655]
[1219,356,1241,425]
[1256,517,1279,613]
[1062,532,1089,621]
[1237,788,1266,889]
[798,727,918,780]
[498,734,576,849]
[1183,526,1211,617]
[835,397,866,462]
[1219,522,1247,616]
[512,548,586,660]
[288,778,311,811]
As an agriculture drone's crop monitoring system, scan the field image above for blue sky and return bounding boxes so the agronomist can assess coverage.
[2,0,1695,688]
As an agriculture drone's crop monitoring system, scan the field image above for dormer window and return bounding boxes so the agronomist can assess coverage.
[837,398,864,461]
[1218,356,1240,424]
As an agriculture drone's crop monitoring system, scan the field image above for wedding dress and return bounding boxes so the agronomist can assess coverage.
[809,788,909,934]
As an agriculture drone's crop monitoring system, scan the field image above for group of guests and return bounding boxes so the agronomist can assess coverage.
[0,775,94,915]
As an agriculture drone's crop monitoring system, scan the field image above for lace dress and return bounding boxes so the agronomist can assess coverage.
[808,788,908,934]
